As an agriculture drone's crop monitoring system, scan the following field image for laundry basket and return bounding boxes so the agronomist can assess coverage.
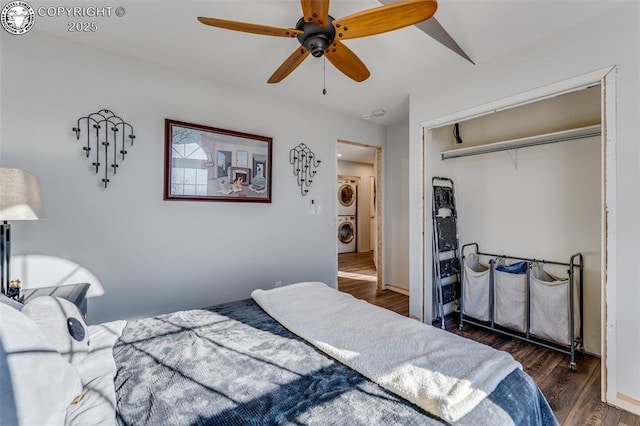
[462,254,491,321]
[493,260,528,333]
[529,265,581,345]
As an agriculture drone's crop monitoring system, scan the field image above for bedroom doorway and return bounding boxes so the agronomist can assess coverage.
[336,140,394,309]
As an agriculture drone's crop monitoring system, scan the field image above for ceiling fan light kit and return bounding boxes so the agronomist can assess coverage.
[296,16,335,58]
[197,0,437,84]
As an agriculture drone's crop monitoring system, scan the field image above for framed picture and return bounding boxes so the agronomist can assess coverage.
[164,119,272,203]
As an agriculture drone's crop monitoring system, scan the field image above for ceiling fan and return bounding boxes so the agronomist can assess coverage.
[197,0,438,84]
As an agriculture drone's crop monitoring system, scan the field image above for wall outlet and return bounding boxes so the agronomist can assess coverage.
[275,281,282,287]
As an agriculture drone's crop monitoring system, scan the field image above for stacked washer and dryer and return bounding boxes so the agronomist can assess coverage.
[337,179,357,253]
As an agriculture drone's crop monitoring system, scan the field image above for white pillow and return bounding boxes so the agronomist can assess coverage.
[22,296,90,365]
[0,303,83,426]
[66,320,127,426]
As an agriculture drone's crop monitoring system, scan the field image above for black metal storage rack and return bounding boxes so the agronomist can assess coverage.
[460,242,584,371]
[432,177,461,329]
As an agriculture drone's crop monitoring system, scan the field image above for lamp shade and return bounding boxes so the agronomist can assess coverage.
[0,168,45,220]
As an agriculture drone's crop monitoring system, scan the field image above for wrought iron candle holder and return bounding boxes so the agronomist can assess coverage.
[72,109,136,188]
[289,143,321,196]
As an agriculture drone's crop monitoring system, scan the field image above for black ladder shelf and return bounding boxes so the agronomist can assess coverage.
[432,177,461,329]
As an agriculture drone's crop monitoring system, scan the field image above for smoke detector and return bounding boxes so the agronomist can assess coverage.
[362,109,386,120]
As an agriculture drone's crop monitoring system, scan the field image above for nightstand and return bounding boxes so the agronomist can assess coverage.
[20,283,91,320]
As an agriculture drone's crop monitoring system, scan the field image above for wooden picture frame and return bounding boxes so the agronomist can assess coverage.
[164,119,272,203]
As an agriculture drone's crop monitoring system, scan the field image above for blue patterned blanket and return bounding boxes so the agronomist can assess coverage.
[113,299,558,425]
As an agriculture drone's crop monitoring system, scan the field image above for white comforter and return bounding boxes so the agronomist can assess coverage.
[252,282,520,422]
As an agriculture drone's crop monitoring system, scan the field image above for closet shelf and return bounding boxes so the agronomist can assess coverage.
[440,124,601,160]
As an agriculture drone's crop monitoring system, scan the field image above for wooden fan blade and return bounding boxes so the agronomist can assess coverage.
[332,0,437,40]
[301,0,330,28]
[268,47,311,83]
[324,41,370,82]
[197,17,302,38]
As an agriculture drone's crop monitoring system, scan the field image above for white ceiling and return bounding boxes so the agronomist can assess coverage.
[337,142,376,164]
[31,0,622,126]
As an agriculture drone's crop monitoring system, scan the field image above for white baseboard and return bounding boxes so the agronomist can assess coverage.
[386,284,409,296]
[613,392,640,416]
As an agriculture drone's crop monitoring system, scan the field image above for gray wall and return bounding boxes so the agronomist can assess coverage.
[0,30,385,323]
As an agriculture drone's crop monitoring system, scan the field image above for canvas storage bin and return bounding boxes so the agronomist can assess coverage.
[529,265,581,345]
[462,254,491,321]
[493,261,528,333]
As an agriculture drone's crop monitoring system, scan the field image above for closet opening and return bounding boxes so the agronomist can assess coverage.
[418,66,616,406]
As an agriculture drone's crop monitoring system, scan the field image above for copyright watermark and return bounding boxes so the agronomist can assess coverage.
[1,1,126,35]
[36,5,125,17]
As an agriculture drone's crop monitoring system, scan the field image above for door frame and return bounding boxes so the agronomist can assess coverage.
[417,66,617,406]
[369,176,376,252]
[337,139,384,290]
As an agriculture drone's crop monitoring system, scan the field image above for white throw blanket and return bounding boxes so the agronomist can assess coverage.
[252,282,521,422]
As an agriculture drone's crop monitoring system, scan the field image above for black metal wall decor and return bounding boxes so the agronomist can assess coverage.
[289,143,321,196]
[72,109,136,188]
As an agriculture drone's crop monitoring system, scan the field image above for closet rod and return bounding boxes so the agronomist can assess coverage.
[440,124,601,160]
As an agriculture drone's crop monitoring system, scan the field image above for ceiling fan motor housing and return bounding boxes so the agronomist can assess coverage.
[296,16,336,57]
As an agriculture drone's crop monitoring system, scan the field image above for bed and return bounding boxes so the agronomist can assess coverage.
[0,282,558,425]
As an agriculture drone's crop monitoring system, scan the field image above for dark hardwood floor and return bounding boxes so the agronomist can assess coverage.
[337,251,640,426]
[338,251,408,316]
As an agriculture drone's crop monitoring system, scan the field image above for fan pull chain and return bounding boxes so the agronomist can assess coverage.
[322,56,327,95]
